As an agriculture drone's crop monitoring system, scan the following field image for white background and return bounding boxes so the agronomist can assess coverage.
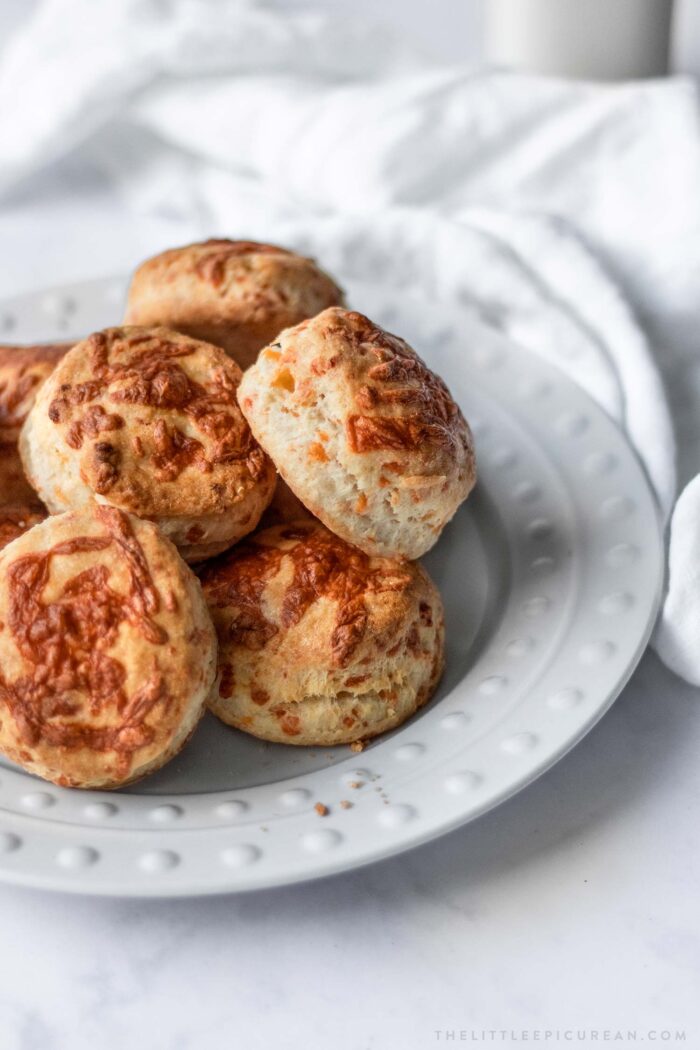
[291,0,700,76]
[2,0,700,74]
[0,4,699,1050]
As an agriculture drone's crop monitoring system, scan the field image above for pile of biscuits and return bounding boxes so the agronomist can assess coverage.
[0,239,476,789]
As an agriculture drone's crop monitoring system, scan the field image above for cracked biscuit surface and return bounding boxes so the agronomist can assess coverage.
[0,504,217,788]
[0,341,71,503]
[124,239,344,370]
[20,326,276,562]
[199,520,445,746]
[237,307,475,559]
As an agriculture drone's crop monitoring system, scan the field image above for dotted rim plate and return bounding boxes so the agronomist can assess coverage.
[0,277,664,896]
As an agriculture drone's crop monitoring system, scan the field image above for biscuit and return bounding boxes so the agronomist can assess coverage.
[259,475,315,529]
[238,308,476,560]
[199,521,445,746]
[0,342,71,502]
[20,326,276,562]
[124,239,344,370]
[0,504,217,788]
[0,502,46,551]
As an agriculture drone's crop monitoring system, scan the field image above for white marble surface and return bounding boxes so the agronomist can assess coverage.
[1,6,699,1049]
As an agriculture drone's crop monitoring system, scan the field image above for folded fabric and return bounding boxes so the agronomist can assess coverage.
[1,0,699,684]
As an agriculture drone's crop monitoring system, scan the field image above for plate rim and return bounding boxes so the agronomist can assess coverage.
[0,275,665,896]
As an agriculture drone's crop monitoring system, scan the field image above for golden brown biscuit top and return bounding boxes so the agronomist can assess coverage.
[190,239,293,288]
[41,326,269,515]
[135,238,343,301]
[0,502,46,551]
[199,521,417,669]
[0,505,184,760]
[253,307,472,465]
[0,342,71,434]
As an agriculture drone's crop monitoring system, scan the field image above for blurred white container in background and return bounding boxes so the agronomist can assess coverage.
[485,0,674,80]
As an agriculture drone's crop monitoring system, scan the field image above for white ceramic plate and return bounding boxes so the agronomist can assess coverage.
[0,277,663,896]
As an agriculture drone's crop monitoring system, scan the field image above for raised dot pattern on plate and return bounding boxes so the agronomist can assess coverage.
[21,792,55,811]
[556,412,589,437]
[139,849,180,873]
[598,592,635,615]
[378,805,416,828]
[490,447,517,469]
[506,637,535,658]
[548,688,584,711]
[600,496,636,521]
[606,543,639,568]
[444,772,482,795]
[440,711,471,731]
[279,788,312,808]
[302,830,342,853]
[41,292,76,318]
[528,518,553,541]
[514,481,541,503]
[478,676,508,695]
[340,769,371,786]
[584,451,617,476]
[578,640,616,665]
[221,844,261,868]
[57,845,98,870]
[523,596,551,618]
[215,800,249,819]
[84,802,118,821]
[394,743,425,761]
[501,732,539,755]
[150,804,183,823]
[0,832,21,853]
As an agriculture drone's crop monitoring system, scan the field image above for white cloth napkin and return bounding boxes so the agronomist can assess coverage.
[1,0,700,683]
